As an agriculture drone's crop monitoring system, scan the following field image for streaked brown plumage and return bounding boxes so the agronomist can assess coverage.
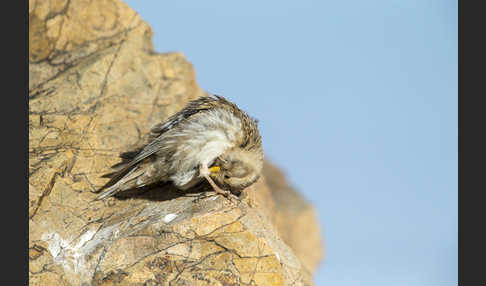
[96,95,263,200]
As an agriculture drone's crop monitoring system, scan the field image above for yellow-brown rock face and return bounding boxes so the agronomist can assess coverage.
[29,1,323,285]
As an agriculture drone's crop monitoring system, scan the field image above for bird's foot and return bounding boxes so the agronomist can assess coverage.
[203,174,239,204]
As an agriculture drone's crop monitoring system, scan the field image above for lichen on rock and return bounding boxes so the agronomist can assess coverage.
[29,0,323,285]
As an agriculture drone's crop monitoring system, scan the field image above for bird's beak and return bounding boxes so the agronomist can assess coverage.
[209,166,221,177]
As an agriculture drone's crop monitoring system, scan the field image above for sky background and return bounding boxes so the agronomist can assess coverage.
[125,1,458,285]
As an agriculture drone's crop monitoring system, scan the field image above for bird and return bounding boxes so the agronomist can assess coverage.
[96,94,263,200]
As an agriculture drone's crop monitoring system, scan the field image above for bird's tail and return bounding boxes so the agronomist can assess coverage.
[96,167,143,200]
[96,183,121,200]
[96,162,165,200]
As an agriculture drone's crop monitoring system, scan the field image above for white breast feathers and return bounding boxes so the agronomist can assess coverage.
[167,108,243,187]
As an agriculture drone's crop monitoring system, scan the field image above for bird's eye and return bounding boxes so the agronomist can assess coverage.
[224,175,230,179]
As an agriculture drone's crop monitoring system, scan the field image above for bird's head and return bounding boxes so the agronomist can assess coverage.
[209,148,263,195]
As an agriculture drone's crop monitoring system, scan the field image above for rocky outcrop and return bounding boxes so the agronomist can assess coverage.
[29,1,323,285]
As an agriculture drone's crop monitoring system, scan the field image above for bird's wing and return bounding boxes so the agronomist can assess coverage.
[99,95,220,190]
[122,96,219,168]
[147,95,221,141]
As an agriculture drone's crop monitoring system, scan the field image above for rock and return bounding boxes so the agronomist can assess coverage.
[29,0,323,285]
[262,161,324,275]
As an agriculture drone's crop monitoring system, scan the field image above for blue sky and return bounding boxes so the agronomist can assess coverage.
[125,1,458,285]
